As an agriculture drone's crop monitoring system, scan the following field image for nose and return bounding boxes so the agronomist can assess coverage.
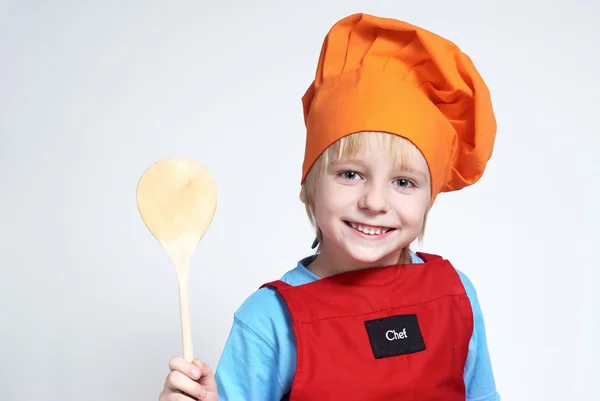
[359,181,390,213]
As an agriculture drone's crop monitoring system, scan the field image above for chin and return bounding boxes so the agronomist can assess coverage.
[345,246,404,267]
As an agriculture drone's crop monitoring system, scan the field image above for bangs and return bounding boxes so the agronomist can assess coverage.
[319,131,428,178]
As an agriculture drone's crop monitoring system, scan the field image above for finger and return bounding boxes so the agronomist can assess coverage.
[165,371,205,400]
[192,359,213,379]
[162,393,195,401]
[168,356,202,381]
[168,392,203,401]
[161,390,195,401]
[192,360,217,395]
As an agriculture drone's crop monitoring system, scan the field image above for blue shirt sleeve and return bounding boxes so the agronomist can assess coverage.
[214,287,295,401]
[214,316,282,400]
[457,270,501,401]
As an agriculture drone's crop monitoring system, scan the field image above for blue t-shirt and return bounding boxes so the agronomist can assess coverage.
[215,252,500,400]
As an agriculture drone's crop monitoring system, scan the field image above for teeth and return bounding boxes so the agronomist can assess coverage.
[349,222,389,235]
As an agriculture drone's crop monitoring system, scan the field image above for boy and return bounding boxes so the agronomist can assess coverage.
[159,12,499,401]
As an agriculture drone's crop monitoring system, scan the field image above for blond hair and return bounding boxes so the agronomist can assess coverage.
[301,132,430,259]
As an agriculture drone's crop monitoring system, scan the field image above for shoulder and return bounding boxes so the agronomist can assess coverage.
[234,288,288,343]
[235,266,304,316]
[417,251,482,310]
[232,267,303,348]
[454,268,475,291]
[455,269,478,298]
[453,268,484,317]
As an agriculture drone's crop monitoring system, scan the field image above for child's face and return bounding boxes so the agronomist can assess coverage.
[312,134,430,267]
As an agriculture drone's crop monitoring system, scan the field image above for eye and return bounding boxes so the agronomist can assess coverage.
[394,178,414,188]
[339,171,361,180]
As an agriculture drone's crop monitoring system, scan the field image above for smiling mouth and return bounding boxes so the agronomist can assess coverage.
[344,221,396,236]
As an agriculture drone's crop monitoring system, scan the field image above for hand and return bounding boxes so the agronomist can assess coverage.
[159,356,218,401]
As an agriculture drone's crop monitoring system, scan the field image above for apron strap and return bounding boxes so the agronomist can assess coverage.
[260,280,292,291]
[415,252,444,262]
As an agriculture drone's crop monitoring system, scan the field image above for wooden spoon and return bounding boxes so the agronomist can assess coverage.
[136,157,217,362]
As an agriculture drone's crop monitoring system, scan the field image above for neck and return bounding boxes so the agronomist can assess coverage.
[307,244,410,278]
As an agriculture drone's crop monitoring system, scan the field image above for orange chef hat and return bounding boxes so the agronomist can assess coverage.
[301,13,497,204]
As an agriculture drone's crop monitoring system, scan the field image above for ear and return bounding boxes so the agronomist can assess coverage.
[299,188,306,204]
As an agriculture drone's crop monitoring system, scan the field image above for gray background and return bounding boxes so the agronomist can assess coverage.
[2,0,599,400]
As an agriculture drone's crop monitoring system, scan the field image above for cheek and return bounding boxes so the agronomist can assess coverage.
[396,196,429,225]
[315,184,356,214]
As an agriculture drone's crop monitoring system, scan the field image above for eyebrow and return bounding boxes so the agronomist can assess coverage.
[397,165,429,180]
[330,159,367,168]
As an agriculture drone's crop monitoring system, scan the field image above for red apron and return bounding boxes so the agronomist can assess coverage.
[261,253,473,401]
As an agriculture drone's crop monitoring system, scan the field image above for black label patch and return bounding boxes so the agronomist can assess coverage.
[364,314,426,359]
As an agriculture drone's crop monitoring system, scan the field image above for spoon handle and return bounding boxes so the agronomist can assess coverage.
[178,279,194,362]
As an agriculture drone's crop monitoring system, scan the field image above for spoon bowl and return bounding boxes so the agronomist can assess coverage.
[136,157,217,362]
